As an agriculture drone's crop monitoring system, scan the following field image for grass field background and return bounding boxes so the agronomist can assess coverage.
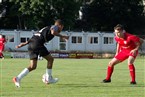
[0,57,145,97]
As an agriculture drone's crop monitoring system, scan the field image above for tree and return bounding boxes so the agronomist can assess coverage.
[83,0,145,34]
[52,0,83,30]
[9,0,82,30]
[0,1,21,29]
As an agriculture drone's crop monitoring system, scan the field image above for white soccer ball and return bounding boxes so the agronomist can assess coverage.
[42,74,49,84]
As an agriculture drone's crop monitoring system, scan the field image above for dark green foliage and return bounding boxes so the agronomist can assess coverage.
[83,0,145,34]
[0,0,145,34]
[0,0,82,30]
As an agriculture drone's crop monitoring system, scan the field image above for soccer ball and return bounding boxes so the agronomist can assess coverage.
[42,74,58,84]
[42,74,49,84]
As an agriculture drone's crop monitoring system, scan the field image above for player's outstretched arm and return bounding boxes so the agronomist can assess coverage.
[51,30,69,41]
[133,38,144,51]
[61,35,69,41]
[130,38,144,56]
[16,41,29,48]
[115,43,120,56]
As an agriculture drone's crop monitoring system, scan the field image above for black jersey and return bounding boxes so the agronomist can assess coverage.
[28,26,57,50]
[37,26,54,43]
[27,25,60,58]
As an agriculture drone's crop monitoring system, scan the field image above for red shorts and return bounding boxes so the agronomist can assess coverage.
[0,45,4,52]
[115,50,138,62]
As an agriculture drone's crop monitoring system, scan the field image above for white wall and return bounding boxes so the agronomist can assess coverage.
[0,30,117,53]
[68,32,86,51]
[85,32,102,52]
[101,33,116,53]
[0,30,18,51]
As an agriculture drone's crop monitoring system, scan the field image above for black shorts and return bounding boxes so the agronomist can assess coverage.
[28,36,50,60]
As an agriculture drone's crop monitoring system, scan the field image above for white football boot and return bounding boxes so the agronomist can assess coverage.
[13,77,20,88]
[48,76,59,84]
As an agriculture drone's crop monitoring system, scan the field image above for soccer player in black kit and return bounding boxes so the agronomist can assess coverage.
[13,19,69,87]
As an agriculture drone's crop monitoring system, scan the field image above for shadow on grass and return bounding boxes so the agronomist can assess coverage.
[57,83,144,88]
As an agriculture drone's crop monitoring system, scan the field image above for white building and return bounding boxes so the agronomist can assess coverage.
[0,30,117,53]
[0,30,145,54]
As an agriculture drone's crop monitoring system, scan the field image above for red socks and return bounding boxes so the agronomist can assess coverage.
[105,64,136,82]
[106,66,114,80]
[0,52,3,57]
[129,64,136,82]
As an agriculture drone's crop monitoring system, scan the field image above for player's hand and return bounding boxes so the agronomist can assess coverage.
[15,46,19,48]
[15,45,21,48]
[130,49,137,56]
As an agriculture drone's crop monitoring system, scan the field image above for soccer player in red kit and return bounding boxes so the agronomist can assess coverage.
[0,34,6,58]
[103,24,144,84]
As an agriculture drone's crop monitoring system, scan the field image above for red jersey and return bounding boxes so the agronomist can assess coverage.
[115,32,140,51]
[0,38,6,46]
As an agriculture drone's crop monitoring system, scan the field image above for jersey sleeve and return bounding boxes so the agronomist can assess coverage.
[114,37,118,43]
[129,35,140,43]
[38,27,49,33]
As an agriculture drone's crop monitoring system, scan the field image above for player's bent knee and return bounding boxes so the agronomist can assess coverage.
[108,62,115,67]
[48,56,54,62]
[32,66,37,70]
[28,67,36,71]
[29,65,37,71]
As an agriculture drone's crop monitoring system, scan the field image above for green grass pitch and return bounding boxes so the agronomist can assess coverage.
[0,57,145,97]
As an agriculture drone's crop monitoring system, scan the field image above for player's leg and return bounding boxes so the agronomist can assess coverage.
[17,59,38,80]
[1,45,5,58]
[39,46,53,77]
[13,48,38,87]
[13,59,38,87]
[127,50,138,84]
[43,54,54,74]
[128,56,137,84]
[0,50,2,58]
[103,51,129,83]
[103,58,121,83]
[39,45,58,84]
[0,45,3,58]
[43,54,58,84]
[0,52,4,59]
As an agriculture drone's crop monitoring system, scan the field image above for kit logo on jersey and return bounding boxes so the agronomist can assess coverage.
[124,41,127,44]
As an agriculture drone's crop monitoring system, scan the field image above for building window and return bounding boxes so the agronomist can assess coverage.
[27,38,30,41]
[72,36,82,43]
[6,35,14,42]
[72,37,77,43]
[89,37,98,44]
[20,37,30,43]
[21,38,26,42]
[59,37,66,50]
[104,37,114,44]
[60,37,65,42]
[59,43,66,50]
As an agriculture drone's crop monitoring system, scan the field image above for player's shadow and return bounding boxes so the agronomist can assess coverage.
[58,83,144,88]
[58,83,99,88]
